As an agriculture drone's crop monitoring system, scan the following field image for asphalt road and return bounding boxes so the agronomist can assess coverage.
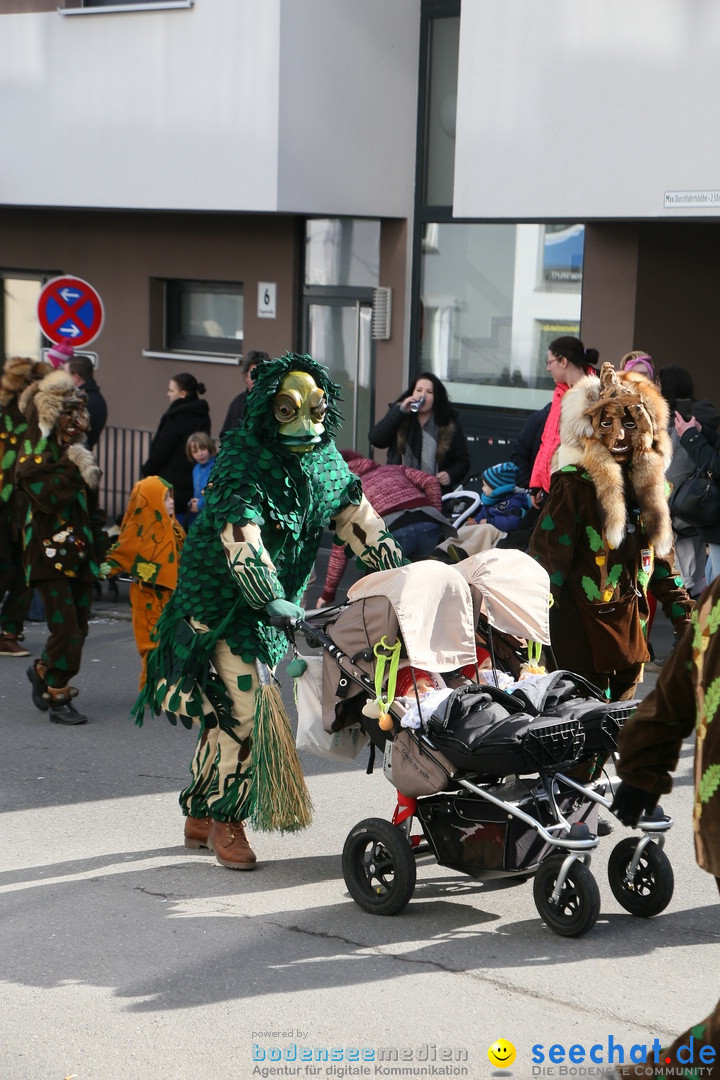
[0,569,717,1080]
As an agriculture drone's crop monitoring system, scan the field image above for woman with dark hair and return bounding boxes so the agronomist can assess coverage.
[369,371,470,493]
[530,335,599,498]
[141,373,211,526]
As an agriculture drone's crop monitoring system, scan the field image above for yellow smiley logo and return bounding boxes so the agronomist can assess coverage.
[488,1039,516,1068]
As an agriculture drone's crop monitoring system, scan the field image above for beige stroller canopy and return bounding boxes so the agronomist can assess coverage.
[453,548,551,646]
[346,561,477,672]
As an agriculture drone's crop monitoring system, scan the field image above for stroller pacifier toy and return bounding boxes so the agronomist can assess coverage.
[519,639,546,678]
[361,636,401,730]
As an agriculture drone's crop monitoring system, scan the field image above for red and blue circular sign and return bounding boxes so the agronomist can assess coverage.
[37,275,105,348]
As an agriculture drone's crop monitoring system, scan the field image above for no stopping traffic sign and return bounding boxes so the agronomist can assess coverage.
[37,275,105,348]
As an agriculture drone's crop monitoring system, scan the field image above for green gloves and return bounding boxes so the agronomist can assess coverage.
[265,599,305,622]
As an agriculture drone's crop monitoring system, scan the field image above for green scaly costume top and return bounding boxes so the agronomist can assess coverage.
[134,354,403,726]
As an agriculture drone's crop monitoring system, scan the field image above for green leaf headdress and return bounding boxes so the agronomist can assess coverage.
[243,352,344,446]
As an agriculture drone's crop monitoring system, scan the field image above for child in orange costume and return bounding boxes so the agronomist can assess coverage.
[101,476,185,688]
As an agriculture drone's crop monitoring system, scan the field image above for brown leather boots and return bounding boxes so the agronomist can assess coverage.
[183,816,257,868]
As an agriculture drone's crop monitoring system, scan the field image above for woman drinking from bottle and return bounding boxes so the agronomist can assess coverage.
[369,372,470,494]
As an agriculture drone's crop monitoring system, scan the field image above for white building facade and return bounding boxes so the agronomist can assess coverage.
[2,0,720,485]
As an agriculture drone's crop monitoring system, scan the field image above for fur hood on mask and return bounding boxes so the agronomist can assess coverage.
[0,356,52,408]
[556,362,673,554]
[18,369,86,440]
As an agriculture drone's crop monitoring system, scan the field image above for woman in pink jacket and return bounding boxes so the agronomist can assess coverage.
[530,336,599,501]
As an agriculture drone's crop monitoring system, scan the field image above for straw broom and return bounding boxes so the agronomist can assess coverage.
[248,660,313,832]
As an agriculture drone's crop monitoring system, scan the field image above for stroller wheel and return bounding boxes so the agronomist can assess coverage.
[533,854,600,938]
[342,817,417,916]
[607,837,674,917]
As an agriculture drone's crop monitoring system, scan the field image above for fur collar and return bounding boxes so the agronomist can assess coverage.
[557,364,673,554]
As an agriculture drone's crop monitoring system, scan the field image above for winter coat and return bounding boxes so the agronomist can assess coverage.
[141,397,211,514]
[472,488,529,533]
[81,376,108,451]
[219,391,248,441]
[512,401,551,488]
[530,369,598,493]
[616,577,720,877]
[369,404,470,492]
[192,456,215,512]
[530,466,693,676]
[529,383,571,493]
[666,398,720,539]
[319,456,446,603]
[676,425,720,544]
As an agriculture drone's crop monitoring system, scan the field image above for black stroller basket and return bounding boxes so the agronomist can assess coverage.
[522,719,585,773]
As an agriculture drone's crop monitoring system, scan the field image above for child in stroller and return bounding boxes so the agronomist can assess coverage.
[287,553,674,938]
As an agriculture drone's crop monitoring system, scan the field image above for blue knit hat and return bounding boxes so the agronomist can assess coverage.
[483,461,518,492]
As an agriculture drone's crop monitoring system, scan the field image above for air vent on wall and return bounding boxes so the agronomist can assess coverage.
[372,287,392,340]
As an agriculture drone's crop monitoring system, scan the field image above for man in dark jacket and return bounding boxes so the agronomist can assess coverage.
[67,355,108,452]
[512,400,551,488]
[219,350,269,441]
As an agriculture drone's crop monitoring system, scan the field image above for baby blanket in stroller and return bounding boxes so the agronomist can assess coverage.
[426,671,635,778]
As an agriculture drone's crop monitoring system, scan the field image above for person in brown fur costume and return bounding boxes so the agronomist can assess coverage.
[16,369,107,725]
[0,356,51,657]
[530,361,694,702]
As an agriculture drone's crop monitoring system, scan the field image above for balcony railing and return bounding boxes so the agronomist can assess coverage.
[95,425,153,522]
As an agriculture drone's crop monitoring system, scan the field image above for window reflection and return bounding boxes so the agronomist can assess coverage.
[305,219,380,287]
[419,222,584,410]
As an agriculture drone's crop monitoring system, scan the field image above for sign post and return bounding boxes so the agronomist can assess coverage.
[37,275,105,348]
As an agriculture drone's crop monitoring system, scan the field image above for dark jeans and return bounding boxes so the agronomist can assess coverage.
[391,520,442,560]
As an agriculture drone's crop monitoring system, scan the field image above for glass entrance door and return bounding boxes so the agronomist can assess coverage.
[304,294,375,454]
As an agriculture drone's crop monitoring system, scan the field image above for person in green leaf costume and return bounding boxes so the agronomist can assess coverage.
[611,583,720,1077]
[0,356,51,658]
[133,353,404,870]
[530,362,693,702]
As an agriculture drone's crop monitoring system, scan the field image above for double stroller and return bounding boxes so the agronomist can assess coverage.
[288,552,674,938]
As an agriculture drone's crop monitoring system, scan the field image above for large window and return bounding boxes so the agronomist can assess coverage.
[305,219,380,287]
[165,280,243,356]
[418,223,584,411]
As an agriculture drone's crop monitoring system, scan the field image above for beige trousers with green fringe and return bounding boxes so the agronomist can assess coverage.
[180,637,260,824]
